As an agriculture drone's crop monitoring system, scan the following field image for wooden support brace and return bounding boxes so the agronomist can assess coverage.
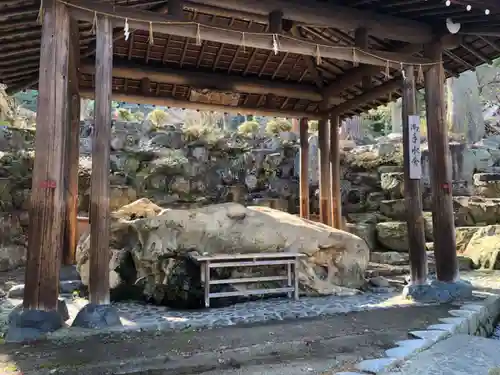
[169,0,184,19]
[23,0,69,311]
[299,118,309,219]
[89,14,113,305]
[269,9,283,34]
[401,65,427,285]
[354,28,372,90]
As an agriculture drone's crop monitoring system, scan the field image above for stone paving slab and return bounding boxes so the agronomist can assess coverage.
[0,292,430,337]
[0,269,497,339]
[381,334,500,375]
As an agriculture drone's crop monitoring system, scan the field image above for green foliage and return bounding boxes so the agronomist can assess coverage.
[133,111,145,122]
[117,108,133,122]
[308,120,319,132]
[147,109,169,127]
[183,124,224,145]
[364,106,391,135]
[265,118,292,135]
[238,120,259,134]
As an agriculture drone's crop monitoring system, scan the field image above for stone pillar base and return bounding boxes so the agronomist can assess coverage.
[5,299,68,343]
[403,279,473,303]
[71,303,122,329]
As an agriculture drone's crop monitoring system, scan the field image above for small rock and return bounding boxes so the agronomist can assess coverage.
[369,276,391,288]
[71,303,122,329]
[370,251,409,265]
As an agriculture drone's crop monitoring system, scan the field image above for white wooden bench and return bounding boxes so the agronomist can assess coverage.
[187,252,305,308]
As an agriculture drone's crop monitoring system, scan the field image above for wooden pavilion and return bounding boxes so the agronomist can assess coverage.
[1,0,500,312]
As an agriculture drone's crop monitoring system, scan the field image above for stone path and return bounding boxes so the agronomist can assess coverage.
[380,334,500,375]
[0,291,425,337]
[0,269,498,337]
[0,304,453,375]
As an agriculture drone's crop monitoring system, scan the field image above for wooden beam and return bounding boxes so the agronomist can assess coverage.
[318,118,331,225]
[321,33,460,103]
[459,27,500,38]
[66,0,433,68]
[79,59,324,102]
[23,0,69,311]
[186,0,434,43]
[423,41,457,283]
[79,90,323,119]
[62,21,81,266]
[401,65,427,285]
[329,115,342,229]
[89,14,113,305]
[299,118,309,219]
[169,0,184,19]
[331,80,401,117]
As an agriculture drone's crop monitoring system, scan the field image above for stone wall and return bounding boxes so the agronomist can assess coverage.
[0,122,305,272]
[3,119,500,274]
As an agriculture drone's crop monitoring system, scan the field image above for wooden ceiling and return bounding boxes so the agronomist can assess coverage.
[1,0,500,118]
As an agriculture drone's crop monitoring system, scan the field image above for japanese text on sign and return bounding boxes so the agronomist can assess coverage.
[408,115,422,179]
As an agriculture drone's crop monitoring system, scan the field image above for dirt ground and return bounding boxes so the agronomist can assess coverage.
[0,303,453,375]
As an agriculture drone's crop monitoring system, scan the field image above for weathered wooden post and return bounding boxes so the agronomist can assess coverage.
[329,115,342,229]
[318,118,331,225]
[401,65,427,287]
[7,0,70,342]
[23,0,69,312]
[299,117,309,219]
[63,21,81,266]
[89,14,113,305]
[423,41,472,301]
[72,13,121,328]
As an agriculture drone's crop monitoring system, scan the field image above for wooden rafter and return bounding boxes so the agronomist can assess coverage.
[66,0,434,68]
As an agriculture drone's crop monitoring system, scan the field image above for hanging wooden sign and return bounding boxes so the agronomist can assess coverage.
[408,115,422,179]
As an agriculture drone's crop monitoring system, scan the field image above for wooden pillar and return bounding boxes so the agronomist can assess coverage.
[89,14,113,305]
[299,118,309,219]
[402,65,427,285]
[424,42,458,282]
[329,115,342,229]
[318,118,331,225]
[354,28,372,90]
[62,21,81,266]
[23,0,70,310]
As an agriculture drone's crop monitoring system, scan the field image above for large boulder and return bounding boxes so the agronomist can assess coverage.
[463,225,500,270]
[76,200,370,307]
